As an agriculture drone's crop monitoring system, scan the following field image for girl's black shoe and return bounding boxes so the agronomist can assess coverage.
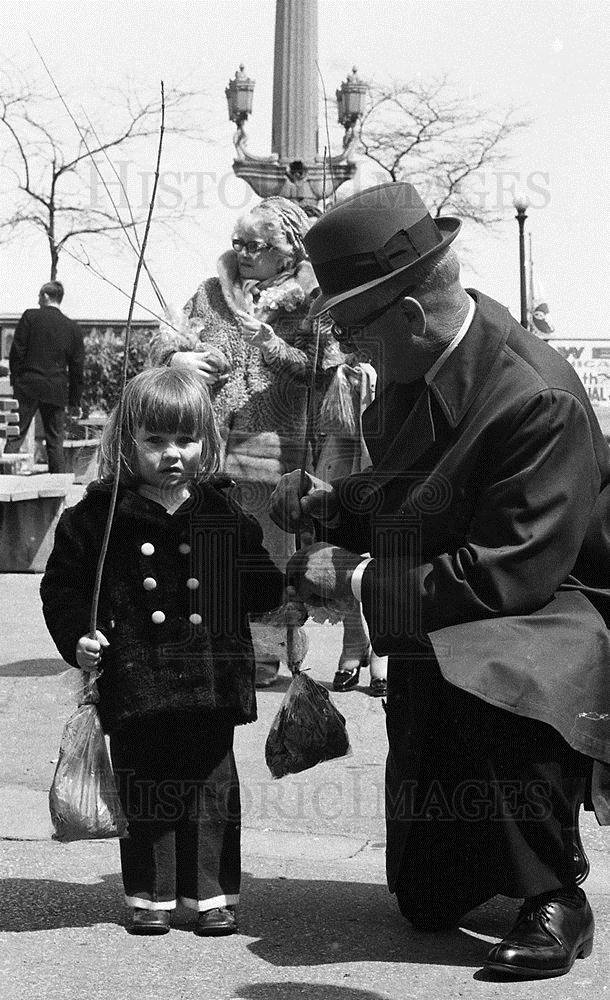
[127,907,170,935]
[195,906,238,936]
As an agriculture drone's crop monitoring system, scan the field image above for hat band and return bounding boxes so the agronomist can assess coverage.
[314,215,443,295]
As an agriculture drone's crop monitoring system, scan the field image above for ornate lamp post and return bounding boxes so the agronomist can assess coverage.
[336,67,368,151]
[513,194,529,329]
[224,0,366,214]
[225,64,255,150]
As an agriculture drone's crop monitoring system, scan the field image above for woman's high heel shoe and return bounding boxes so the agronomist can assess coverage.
[368,677,387,698]
[333,649,370,691]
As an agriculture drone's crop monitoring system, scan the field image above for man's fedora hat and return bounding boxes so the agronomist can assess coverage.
[304,182,461,318]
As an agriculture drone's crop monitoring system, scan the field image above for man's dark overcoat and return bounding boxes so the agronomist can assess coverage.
[40,479,284,734]
[326,290,610,889]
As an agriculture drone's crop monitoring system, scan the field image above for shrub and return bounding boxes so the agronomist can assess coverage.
[64,324,157,440]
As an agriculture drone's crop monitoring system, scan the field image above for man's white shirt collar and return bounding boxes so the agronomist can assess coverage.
[424,294,476,385]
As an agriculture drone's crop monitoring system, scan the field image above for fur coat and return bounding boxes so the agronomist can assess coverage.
[40,478,285,734]
[149,260,344,485]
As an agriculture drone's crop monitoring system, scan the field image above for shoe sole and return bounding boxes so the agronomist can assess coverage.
[127,925,170,936]
[194,925,238,937]
[485,937,594,978]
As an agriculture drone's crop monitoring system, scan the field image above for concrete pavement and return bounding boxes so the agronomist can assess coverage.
[1,568,609,1000]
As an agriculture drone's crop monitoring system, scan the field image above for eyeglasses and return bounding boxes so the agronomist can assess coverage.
[329,287,412,345]
[231,238,271,255]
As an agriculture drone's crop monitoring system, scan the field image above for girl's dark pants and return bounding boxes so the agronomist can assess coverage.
[110,712,240,908]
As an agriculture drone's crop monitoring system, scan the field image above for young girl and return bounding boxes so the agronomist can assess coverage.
[40,368,284,937]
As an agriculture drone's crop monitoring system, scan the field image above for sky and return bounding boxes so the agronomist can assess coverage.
[0,0,608,338]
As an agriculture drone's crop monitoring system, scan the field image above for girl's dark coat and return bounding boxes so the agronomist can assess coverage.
[40,479,284,734]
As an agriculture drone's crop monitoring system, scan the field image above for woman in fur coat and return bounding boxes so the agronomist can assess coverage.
[150,197,383,691]
[151,198,335,685]
[149,198,328,572]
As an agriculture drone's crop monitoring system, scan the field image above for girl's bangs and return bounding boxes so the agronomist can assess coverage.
[136,382,206,437]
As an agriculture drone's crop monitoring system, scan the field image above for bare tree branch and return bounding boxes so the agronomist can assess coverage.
[356,75,530,227]
[0,67,208,280]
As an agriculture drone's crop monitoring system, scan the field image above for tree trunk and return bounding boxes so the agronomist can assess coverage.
[50,245,59,280]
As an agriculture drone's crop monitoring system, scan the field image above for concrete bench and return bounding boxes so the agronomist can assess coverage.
[0,473,75,572]
[0,396,34,473]
[62,438,101,484]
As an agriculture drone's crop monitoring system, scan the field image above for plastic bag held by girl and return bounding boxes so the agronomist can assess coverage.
[49,677,128,842]
[265,672,351,779]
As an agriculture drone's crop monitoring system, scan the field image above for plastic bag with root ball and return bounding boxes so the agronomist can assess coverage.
[249,599,309,667]
[49,672,128,842]
[265,672,351,779]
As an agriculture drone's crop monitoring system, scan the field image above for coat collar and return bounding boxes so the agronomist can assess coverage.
[429,290,513,429]
[85,477,236,527]
[364,290,514,475]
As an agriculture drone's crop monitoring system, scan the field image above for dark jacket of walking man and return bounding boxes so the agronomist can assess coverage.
[6,281,84,473]
[269,181,610,981]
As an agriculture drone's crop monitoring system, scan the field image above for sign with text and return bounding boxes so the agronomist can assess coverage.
[547,340,610,408]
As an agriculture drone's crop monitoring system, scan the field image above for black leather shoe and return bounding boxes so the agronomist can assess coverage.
[195,906,238,937]
[570,811,591,885]
[369,677,387,698]
[127,907,170,935]
[485,888,594,978]
[333,666,361,691]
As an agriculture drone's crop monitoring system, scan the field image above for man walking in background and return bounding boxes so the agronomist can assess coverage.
[5,281,84,473]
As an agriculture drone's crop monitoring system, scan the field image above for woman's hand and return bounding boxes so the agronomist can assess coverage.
[170,349,230,386]
[76,630,109,671]
[237,315,275,348]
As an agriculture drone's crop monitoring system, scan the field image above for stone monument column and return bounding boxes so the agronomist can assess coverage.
[272,0,318,164]
[226,0,364,211]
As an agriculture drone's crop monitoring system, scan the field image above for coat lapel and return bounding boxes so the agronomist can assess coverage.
[367,384,436,477]
[362,290,513,481]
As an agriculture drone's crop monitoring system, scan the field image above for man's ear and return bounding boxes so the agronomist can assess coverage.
[399,296,426,336]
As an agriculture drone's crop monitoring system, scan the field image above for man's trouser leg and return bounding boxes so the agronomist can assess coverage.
[2,393,38,456]
[38,402,66,473]
[390,668,589,928]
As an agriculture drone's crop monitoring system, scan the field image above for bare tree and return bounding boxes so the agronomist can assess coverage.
[0,70,210,280]
[356,75,529,226]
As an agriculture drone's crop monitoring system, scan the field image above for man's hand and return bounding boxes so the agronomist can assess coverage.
[286,541,362,608]
[269,470,339,533]
[170,348,230,386]
[76,630,109,671]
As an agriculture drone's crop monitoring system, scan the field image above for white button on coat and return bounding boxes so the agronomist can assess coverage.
[151,611,166,624]
[143,577,157,591]
[189,613,202,625]
[178,543,191,554]
[141,542,155,556]
[186,578,200,590]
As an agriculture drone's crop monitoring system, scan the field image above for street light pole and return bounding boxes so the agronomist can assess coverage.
[513,195,529,329]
